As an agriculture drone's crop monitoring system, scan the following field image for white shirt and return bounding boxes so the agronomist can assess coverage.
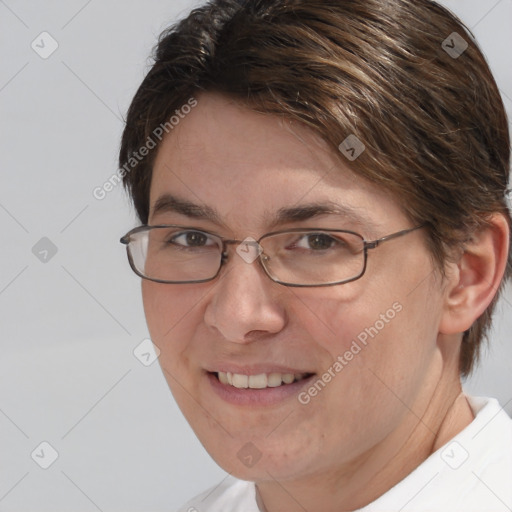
[177,396,512,512]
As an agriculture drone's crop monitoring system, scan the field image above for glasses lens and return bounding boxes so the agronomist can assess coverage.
[128,227,222,282]
[260,230,365,285]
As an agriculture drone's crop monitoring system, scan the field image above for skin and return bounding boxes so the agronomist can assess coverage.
[141,92,509,511]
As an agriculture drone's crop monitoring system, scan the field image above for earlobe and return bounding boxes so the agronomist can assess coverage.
[439,214,510,335]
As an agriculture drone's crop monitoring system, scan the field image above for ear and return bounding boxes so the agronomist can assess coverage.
[439,213,510,335]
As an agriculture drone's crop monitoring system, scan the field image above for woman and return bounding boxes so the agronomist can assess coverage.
[119,1,512,510]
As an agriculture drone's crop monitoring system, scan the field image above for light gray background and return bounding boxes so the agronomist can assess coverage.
[0,1,511,511]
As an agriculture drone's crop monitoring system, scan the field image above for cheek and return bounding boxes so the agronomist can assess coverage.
[142,281,202,338]
[142,282,206,413]
[293,288,442,456]
[288,286,390,359]
[293,271,442,387]
[141,282,209,375]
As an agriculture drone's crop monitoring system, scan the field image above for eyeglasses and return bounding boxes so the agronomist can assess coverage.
[120,225,424,287]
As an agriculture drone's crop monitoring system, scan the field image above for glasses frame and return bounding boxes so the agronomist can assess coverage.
[120,224,425,287]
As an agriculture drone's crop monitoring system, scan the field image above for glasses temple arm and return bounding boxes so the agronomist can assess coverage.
[366,225,425,249]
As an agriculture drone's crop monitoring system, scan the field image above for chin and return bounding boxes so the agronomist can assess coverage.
[200,429,322,483]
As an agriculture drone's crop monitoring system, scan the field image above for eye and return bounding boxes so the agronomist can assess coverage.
[170,230,217,248]
[294,233,342,251]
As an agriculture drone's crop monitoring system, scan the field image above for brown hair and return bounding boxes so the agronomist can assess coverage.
[119,0,511,376]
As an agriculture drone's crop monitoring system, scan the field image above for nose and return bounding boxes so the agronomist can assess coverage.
[203,249,287,343]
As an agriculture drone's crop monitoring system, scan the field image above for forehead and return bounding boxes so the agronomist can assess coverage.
[149,93,404,233]
[153,93,340,183]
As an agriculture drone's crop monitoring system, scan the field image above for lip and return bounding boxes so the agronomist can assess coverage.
[206,371,316,406]
[204,363,313,375]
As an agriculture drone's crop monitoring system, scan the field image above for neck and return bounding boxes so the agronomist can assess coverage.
[255,370,474,512]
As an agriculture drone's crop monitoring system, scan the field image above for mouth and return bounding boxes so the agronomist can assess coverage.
[214,371,313,389]
[206,370,316,406]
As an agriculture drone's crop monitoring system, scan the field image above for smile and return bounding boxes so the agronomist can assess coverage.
[216,371,311,389]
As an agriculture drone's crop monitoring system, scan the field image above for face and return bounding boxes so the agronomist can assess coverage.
[143,92,447,483]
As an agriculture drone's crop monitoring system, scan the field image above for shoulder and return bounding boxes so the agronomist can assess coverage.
[359,396,512,511]
[176,475,258,512]
[464,396,512,476]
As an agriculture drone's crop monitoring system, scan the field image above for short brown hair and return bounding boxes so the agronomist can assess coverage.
[119,0,511,376]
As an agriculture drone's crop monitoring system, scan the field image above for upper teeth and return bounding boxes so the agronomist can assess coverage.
[217,371,306,389]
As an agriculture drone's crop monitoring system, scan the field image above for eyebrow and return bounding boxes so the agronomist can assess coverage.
[272,202,378,232]
[150,193,379,234]
[151,194,222,224]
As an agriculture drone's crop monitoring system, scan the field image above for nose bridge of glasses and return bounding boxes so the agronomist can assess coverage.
[221,237,264,255]
[215,238,274,288]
